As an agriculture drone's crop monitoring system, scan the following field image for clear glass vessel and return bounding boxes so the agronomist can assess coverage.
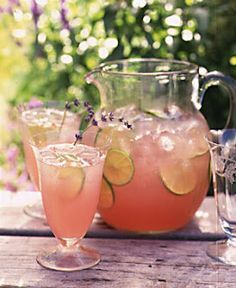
[207,129,236,265]
[31,129,110,271]
[86,58,236,233]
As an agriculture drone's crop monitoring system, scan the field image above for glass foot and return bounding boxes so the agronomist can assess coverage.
[23,201,46,221]
[207,239,236,266]
[36,244,100,271]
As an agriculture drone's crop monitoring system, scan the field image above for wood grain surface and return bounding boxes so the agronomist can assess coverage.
[0,236,234,288]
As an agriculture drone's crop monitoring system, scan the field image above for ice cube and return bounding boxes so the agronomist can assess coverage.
[158,133,176,152]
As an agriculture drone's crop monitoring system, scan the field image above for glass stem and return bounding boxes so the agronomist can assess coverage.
[58,238,81,252]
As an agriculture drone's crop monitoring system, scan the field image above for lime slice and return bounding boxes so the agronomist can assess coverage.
[186,128,209,158]
[98,177,115,209]
[28,124,56,137]
[95,127,113,148]
[160,159,197,195]
[95,127,133,152]
[144,109,163,118]
[57,166,85,199]
[104,148,134,186]
[28,125,58,147]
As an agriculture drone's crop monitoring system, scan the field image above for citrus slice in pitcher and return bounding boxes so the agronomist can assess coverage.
[160,159,197,195]
[95,127,114,147]
[104,148,134,186]
[98,177,115,209]
[186,128,209,158]
[95,127,133,153]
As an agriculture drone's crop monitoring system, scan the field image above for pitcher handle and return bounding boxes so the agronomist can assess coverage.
[200,71,236,128]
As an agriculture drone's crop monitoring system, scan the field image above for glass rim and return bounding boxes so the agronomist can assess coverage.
[29,129,112,150]
[97,58,198,77]
[17,100,68,114]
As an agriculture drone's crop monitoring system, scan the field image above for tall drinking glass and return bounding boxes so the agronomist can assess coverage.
[30,129,110,271]
[18,101,78,219]
[207,129,236,265]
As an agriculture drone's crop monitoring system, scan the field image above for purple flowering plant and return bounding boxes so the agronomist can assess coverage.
[3,0,113,106]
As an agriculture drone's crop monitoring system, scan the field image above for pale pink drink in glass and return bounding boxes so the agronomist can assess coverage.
[20,107,77,190]
[32,130,109,271]
[40,144,104,238]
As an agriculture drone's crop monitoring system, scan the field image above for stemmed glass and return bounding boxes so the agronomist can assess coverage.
[18,101,78,219]
[30,128,110,271]
[207,129,236,265]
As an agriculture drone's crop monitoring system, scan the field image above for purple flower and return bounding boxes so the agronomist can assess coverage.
[31,0,43,29]
[73,99,80,107]
[88,110,94,116]
[7,146,19,165]
[8,0,20,6]
[75,132,83,141]
[60,0,70,30]
[108,112,114,121]
[65,101,71,110]
[18,168,29,183]
[85,115,92,122]
[0,0,20,15]
[92,119,98,126]
[27,97,43,109]
[83,101,90,108]
[123,121,132,129]
[5,181,17,192]
[101,113,107,122]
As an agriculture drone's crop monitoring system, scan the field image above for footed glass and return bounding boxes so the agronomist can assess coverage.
[207,129,236,265]
[30,129,110,271]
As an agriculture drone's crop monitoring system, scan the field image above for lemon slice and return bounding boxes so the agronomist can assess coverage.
[57,166,85,199]
[160,160,197,195]
[98,177,115,209]
[104,148,134,186]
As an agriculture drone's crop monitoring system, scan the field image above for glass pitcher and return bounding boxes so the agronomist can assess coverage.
[86,58,236,233]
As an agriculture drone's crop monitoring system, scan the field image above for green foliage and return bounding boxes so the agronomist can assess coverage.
[8,0,236,127]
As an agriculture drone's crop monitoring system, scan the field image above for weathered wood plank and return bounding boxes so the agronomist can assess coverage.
[0,236,234,288]
[0,191,224,240]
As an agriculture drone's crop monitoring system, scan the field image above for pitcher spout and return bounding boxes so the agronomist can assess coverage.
[85,67,101,84]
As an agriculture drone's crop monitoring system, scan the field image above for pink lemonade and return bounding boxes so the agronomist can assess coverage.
[38,143,105,239]
[97,109,210,232]
[20,108,77,190]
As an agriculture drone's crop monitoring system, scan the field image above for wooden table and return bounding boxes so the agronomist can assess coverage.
[0,191,235,287]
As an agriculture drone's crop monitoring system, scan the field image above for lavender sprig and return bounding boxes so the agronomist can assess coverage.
[59,100,74,133]
[60,98,133,146]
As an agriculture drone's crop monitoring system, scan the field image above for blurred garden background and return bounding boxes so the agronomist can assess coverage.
[0,0,235,191]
